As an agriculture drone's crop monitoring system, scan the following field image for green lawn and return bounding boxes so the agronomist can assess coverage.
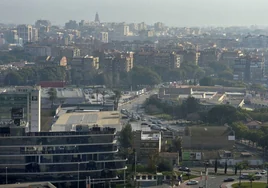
[232,182,267,188]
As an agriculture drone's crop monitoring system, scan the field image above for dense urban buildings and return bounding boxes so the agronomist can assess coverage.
[2,10,268,188]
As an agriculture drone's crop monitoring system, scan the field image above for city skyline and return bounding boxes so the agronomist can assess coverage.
[1,0,268,27]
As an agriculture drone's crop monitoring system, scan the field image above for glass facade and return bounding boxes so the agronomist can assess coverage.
[0,93,29,122]
[0,129,127,186]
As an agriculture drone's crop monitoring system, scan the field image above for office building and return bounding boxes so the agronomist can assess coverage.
[17,25,33,43]
[0,111,126,187]
[133,130,161,160]
[0,86,41,132]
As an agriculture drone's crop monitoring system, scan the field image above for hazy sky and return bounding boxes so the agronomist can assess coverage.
[0,0,267,27]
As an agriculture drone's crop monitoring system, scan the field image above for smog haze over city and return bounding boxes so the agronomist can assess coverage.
[0,0,268,26]
[2,0,268,187]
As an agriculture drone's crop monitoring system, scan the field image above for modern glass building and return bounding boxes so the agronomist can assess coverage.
[0,125,127,187]
[0,86,41,132]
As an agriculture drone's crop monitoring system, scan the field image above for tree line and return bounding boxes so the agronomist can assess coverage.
[145,95,268,150]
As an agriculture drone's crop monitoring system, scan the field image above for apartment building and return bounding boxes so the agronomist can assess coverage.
[24,44,52,57]
[17,25,33,43]
[70,56,99,71]
[101,52,133,73]
[199,48,220,66]
[134,51,182,69]
[233,56,265,81]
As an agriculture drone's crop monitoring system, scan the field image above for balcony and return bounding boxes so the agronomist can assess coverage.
[0,147,118,156]
[0,163,127,175]
[0,137,115,147]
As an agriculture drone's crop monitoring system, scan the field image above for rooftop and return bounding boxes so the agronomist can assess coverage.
[190,126,231,137]
[52,111,121,131]
[0,182,56,188]
[141,132,161,140]
[42,88,84,98]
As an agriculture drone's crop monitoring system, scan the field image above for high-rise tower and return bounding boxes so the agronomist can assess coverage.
[94,12,100,24]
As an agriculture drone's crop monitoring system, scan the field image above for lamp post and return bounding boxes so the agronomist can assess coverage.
[155,165,158,186]
[204,162,209,188]
[77,162,80,188]
[5,167,7,184]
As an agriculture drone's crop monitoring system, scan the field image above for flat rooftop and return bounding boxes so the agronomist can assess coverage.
[42,88,84,98]
[0,182,56,188]
[141,132,161,140]
[53,111,121,130]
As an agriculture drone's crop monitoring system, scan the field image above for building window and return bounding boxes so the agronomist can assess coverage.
[32,96,38,101]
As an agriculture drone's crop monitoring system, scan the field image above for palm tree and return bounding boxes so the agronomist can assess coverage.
[48,88,57,107]
[264,162,268,185]
[247,173,255,188]
[113,90,122,110]
[236,161,248,187]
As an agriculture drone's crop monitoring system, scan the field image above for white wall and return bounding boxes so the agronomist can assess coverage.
[30,88,41,132]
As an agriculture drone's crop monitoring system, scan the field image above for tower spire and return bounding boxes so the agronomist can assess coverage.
[94,12,100,24]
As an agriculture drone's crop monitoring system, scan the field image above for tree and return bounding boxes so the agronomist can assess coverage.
[119,124,133,148]
[172,136,182,153]
[4,71,23,85]
[236,161,248,186]
[214,159,218,174]
[131,66,161,87]
[218,70,234,80]
[147,151,159,173]
[224,161,228,174]
[199,76,215,86]
[207,105,239,125]
[157,160,172,172]
[182,96,200,115]
[264,162,268,185]
[48,88,57,107]
[247,173,255,188]
[113,90,122,110]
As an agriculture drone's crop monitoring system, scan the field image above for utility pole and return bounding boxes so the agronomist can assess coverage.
[77,163,80,188]
[124,169,126,188]
[204,162,209,188]
[5,167,7,184]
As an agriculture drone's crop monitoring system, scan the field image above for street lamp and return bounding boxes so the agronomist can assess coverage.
[77,162,80,188]
[5,167,7,184]
[155,165,158,186]
[204,162,209,188]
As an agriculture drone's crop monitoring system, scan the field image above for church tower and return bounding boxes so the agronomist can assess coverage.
[94,12,100,24]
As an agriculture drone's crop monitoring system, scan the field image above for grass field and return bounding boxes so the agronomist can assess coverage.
[232,182,267,188]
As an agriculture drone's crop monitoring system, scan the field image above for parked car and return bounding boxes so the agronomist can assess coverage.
[141,123,148,125]
[179,166,191,172]
[186,180,198,185]
[261,170,267,175]
[223,178,235,182]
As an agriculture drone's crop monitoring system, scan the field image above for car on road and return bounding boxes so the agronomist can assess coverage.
[157,120,162,124]
[186,180,198,185]
[223,178,235,182]
[179,166,191,172]
[141,123,148,126]
[151,125,162,130]
[261,170,267,175]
